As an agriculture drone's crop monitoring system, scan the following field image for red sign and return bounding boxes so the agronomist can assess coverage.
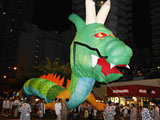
[107,85,160,98]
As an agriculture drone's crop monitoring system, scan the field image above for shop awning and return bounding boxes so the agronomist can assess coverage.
[107,85,160,98]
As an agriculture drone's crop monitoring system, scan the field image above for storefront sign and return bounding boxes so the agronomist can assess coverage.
[113,89,129,93]
[107,85,160,98]
[139,89,156,94]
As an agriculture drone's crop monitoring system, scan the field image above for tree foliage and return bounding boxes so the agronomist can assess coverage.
[29,57,71,79]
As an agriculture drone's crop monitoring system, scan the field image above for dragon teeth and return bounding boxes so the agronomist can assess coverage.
[91,54,99,67]
[126,65,130,69]
[110,63,115,69]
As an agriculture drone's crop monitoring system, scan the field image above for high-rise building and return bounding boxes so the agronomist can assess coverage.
[150,0,160,65]
[0,0,34,73]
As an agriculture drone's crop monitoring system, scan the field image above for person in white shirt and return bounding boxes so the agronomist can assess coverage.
[14,97,21,118]
[151,103,160,120]
[9,99,14,115]
[1,98,7,115]
[54,98,62,120]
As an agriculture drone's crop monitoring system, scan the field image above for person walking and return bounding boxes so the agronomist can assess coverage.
[141,101,153,120]
[38,99,45,120]
[130,103,137,120]
[54,98,62,120]
[61,98,69,120]
[103,101,116,120]
[19,99,31,120]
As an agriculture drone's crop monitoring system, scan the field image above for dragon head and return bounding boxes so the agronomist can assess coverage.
[69,0,133,83]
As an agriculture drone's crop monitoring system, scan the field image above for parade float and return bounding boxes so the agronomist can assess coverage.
[19,0,133,111]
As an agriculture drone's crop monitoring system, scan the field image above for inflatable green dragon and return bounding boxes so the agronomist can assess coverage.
[20,0,133,111]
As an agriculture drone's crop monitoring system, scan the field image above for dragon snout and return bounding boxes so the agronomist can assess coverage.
[110,44,133,58]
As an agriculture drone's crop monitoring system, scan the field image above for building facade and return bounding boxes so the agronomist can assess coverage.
[150,0,160,65]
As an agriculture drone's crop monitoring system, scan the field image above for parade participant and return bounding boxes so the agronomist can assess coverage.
[19,98,31,120]
[38,99,45,120]
[13,97,21,118]
[9,99,14,115]
[61,98,69,120]
[1,98,7,116]
[151,103,160,120]
[5,98,10,116]
[141,101,153,120]
[54,98,62,120]
[130,103,137,120]
[104,101,116,120]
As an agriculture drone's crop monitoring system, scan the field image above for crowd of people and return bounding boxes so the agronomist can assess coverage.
[0,97,45,120]
[103,101,160,120]
[0,96,160,120]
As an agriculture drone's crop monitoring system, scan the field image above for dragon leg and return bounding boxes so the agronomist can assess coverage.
[86,93,106,111]
[45,89,71,111]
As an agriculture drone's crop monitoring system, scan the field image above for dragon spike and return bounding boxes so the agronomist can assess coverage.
[86,0,96,25]
[58,77,65,86]
[56,75,61,83]
[96,0,111,24]
[53,74,57,80]
[66,79,71,88]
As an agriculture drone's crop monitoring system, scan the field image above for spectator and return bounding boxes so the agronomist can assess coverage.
[130,103,137,120]
[54,98,62,120]
[38,99,45,120]
[88,104,93,120]
[93,106,97,118]
[61,98,69,120]
[84,101,89,118]
[103,101,116,120]
[19,98,31,120]
[121,104,130,119]
[141,101,153,120]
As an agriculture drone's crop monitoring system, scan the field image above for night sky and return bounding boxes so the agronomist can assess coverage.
[32,0,72,32]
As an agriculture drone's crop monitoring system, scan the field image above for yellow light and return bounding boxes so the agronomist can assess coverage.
[100,1,104,4]
[2,11,6,15]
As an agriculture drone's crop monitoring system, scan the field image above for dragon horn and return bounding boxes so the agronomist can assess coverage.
[96,0,111,24]
[85,0,96,25]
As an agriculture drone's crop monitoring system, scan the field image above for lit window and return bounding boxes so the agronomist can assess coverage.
[35,55,39,58]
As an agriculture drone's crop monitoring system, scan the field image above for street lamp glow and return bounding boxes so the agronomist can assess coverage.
[13,67,17,70]
[3,75,7,79]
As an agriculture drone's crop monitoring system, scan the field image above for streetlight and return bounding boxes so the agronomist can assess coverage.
[13,67,17,71]
[3,75,7,79]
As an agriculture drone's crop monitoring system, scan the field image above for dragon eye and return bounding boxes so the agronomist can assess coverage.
[94,32,107,39]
